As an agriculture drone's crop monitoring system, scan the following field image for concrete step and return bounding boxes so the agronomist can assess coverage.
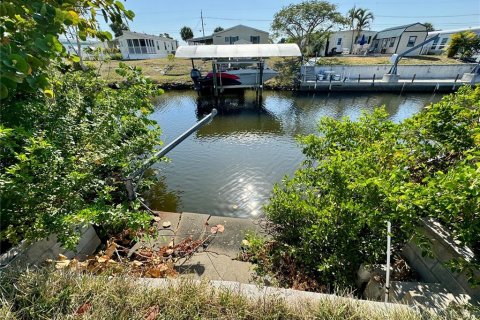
[389,281,471,310]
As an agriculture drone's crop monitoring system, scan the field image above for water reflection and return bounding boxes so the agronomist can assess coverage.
[146,90,442,217]
[143,172,182,213]
[195,92,283,138]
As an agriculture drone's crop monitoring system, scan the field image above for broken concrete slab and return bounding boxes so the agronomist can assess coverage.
[176,252,254,283]
[177,212,210,241]
[205,215,261,258]
[0,225,100,267]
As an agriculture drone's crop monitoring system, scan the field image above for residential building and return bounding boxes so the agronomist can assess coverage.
[421,27,480,55]
[116,31,177,60]
[370,23,428,56]
[188,25,269,45]
[321,30,378,56]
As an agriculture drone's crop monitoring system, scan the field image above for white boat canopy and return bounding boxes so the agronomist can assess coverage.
[175,44,302,59]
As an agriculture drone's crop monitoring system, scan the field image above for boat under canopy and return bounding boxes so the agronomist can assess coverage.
[175,44,302,95]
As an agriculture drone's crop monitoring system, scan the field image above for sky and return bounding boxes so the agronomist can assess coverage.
[110,0,480,43]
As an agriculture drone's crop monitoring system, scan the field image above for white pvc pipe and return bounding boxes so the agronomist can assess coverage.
[385,221,391,303]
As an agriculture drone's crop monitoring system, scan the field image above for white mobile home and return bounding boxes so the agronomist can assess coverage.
[188,25,269,45]
[370,23,428,56]
[322,30,378,56]
[421,27,480,55]
[116,31,177,60]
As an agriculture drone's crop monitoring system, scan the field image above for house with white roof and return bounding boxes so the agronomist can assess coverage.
[421,27,480,55]
[188,25,270,45]
[116,31,177,60]
[370,23,428,56]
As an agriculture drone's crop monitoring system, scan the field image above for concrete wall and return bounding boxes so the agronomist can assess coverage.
[402,219,479,302]
[213,26,269,45]
[312,64,476,80]
[0,226,101,267]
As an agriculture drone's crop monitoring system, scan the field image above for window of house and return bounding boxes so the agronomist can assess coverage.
[407,36,417,47]
[132,39,140,54]
[250,36,260,44]
[224,36,238,44]
[127,39,134,54]
[438,38,448,49]
[337,38,342,45]
[389,37,396,47]
[431,37,440,49]
[367,36,372,44]
[157,41,160,50]
[164,42,167,50]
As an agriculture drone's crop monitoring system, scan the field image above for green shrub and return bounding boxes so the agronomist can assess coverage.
[264,86,480,288]
[446,31,480,59]
[0,64,163,248]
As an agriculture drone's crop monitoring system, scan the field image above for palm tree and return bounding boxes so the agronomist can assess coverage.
[355,8,374,37]
[347,7,374,53]
[347,6,361,52]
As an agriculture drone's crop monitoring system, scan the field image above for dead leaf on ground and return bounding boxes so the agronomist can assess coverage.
[216,224,225,233]
[162,221,171,228]
[132,260,143,267]
[55,260,71,269]
[146,264,169,278]
[144,306,159,320]
[210,226,218,234]
[105,240,117,258]
[97,256,108,263]
[153,216,161,222]
[76,302,92,315]
[58,254,68,261]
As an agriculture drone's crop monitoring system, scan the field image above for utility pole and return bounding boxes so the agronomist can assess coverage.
[201,10,205,37]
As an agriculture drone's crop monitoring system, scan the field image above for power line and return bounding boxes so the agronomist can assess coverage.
[376,14,479,18]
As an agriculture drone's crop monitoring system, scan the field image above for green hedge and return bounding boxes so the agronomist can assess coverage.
[264,86,480,288]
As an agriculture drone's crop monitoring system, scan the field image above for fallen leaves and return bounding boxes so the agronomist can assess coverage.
[48,221,226,281]
[144,306,159,320]
[76,302,92,315]
[210,224,225,234]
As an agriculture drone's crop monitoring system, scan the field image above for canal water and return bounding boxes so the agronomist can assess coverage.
[145,90,442,218]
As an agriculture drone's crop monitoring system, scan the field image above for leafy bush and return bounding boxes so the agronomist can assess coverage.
[264,86,480,288]
[0,0,134,99]
[446,31,480,59]
[109,53,123,60]
[0,64,163,248]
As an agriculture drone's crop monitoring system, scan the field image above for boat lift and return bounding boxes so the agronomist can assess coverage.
[388,34,440,75]
[124,109,217,200]
[175,44,302,97]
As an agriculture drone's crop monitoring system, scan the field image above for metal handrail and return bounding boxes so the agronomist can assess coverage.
[125,108,218,200]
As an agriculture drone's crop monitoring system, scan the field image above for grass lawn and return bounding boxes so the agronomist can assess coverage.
[1,266,468,320]
[316,55,464,65]
[89,54,465,87]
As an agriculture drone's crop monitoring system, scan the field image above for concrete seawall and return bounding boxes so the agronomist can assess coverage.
[307,64,477,80]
